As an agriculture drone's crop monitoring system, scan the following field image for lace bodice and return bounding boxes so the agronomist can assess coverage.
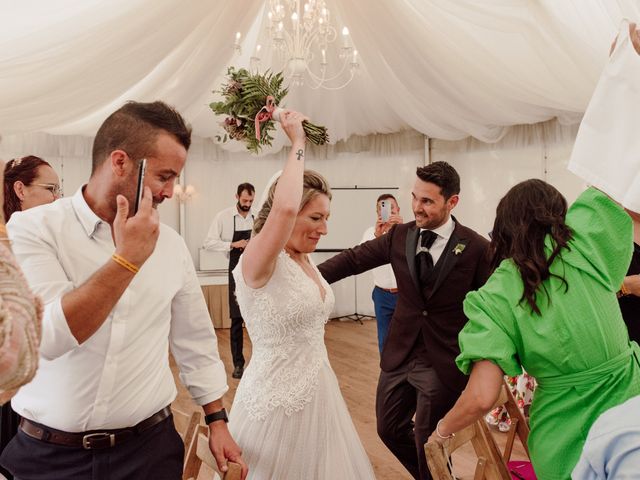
[232,251,335,420]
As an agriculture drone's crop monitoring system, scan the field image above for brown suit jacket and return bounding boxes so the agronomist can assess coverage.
[318,218,491,393]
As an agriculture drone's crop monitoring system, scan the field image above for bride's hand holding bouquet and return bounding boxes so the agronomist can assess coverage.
[210,67,328,154]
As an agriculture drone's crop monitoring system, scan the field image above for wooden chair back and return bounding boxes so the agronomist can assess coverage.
[495,378,536,479]
[173,409,202,445]
[172,408,202,464]
[183,425,242,480]
[426,419,512,480]
[495,378,531,462]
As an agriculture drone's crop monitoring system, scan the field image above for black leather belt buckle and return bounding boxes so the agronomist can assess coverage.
[82,432,116,450]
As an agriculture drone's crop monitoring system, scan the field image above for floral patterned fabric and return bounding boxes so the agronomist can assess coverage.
[485,373,536,432]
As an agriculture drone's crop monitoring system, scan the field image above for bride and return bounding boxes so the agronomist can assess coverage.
[228,110,376,479]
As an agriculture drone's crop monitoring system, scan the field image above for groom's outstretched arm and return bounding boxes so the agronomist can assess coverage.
[318,225,395,284]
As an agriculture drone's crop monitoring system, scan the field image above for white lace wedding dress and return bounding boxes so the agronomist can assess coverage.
[229,252,376,479]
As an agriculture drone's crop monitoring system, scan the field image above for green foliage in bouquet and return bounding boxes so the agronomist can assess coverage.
[210,67,329,154]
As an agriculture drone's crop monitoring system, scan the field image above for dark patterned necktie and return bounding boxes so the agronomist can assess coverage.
[417,230,438,284]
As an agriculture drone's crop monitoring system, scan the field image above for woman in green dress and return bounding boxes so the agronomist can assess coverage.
[427,180,640,479]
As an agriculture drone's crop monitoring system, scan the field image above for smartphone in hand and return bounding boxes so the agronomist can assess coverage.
[133,159,147,214]
[380,200,391,222]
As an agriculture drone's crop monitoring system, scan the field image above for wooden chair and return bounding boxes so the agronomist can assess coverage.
[183,425,242,480]
[172,408,202,461]
[426,419,512,480]
[495,378,536,479]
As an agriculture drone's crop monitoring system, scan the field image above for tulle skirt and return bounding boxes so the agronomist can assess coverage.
[228,362,376,479]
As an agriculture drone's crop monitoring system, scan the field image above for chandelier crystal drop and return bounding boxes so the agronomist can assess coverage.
[235,0,358,90]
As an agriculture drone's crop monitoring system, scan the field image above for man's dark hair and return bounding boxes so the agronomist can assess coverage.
[91,101,192,174]
[415,161,460,199]
[376,193,397,204]
[237,183,255,196]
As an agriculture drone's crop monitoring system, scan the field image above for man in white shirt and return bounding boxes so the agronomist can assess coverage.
[360,194,403,353]
[202,184,255,379]
[0,101,246,480]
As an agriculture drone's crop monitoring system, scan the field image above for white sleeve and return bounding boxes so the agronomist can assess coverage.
[169,241,228,405]
[202,210,231,252]
[7,214,80,360]
[360,226,375,245]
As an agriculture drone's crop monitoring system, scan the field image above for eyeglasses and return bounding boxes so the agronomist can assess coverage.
[33,183,63,197]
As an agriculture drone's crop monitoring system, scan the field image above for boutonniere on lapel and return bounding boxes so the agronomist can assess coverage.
[452,243,466,255]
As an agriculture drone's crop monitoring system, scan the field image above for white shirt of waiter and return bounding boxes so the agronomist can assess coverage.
[361,226,397,290]
[202,206,254,258]
[7,187,228,432]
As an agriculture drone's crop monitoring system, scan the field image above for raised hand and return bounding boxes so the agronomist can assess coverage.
[280,110,308,147]
[112,186,160,267]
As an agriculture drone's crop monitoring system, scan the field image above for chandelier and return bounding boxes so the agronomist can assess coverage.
[234,0,359,90]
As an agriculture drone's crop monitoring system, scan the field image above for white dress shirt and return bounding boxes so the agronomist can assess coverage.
[202,205,255,258]
[361,226,397,290]
[417,215,455,265]
[7,187,228,432]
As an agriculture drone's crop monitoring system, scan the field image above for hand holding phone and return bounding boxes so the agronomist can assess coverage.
[134,159,147,214]
[380,200,391,223]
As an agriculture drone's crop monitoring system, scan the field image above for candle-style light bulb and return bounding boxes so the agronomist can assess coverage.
[342,27,349,47]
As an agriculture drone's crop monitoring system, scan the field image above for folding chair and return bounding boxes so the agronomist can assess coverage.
[495,378,536,479]
[172,408,202,458]
[183,425,242,480]
[426,419,512,480]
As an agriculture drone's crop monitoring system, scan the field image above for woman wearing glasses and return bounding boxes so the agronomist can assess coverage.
[1,156,55,479]
[3,156,62,221]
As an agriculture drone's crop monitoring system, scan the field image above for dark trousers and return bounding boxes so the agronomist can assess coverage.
[371,287,398,353]
[376,354,458,480]
[0,416,183,480]
[230,316,245,368]
[0,403,19,479]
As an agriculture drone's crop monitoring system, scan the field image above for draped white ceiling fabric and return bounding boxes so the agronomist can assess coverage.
[1,0,639,153]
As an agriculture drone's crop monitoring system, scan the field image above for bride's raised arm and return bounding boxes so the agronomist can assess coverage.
[241,110,307,288]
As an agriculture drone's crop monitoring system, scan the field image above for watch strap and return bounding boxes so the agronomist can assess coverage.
[204,408,228,425]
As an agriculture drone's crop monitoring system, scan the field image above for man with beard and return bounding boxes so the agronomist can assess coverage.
[203,183,255,379]
[318,162,491,480]
[0,101,247,480]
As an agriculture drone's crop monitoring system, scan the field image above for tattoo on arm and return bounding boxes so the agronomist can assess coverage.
[296,149,304,161]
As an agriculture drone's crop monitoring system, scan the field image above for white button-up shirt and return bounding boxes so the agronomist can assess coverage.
[202,205,254,258]
[361,226,398,290]
[417,215,455,265]
[7,187,228,432]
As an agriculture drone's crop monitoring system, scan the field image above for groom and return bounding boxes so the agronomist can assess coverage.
[318,162,490,479]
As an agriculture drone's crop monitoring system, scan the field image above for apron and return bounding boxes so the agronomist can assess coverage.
[228,214,253,318]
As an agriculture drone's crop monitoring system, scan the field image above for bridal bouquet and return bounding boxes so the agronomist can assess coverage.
[210,67,329,153]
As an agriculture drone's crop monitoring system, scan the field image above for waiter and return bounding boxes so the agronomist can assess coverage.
[203,182,255,379]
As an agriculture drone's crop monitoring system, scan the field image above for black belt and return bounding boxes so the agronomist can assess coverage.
[19,406,172,450]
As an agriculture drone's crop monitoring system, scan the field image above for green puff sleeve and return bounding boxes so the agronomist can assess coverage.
[457,267,522,377]
[562,187,633,291]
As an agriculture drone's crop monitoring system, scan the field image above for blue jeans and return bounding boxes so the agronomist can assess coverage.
[372,286,398,353]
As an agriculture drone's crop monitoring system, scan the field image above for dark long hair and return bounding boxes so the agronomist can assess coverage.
[490,179,573,315]
[3,156,51,221]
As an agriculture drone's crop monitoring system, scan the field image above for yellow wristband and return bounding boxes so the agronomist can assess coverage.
[111,253,140,274]
[0,224,7,236]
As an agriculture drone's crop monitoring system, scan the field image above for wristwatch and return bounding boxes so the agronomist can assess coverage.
[205,408,229,425]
